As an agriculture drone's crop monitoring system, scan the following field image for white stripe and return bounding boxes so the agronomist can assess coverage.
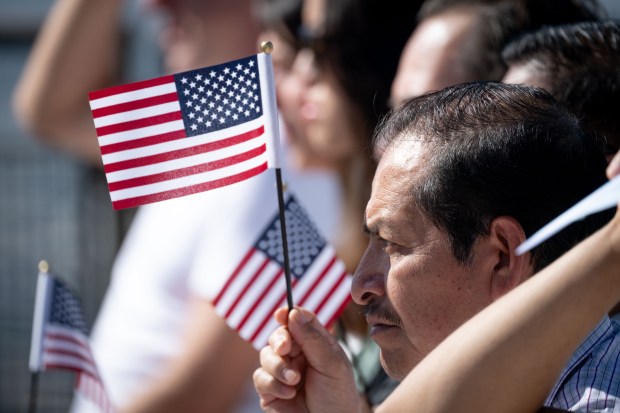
[42,353,98,377]
[252,316,280,350]
[106,137,265,182]
[300,258,347,312]
[102,118,264,164]
[289,247,340,304]
[89,82,177,110]
[239,276,287,343]
[98,120,185,145]
[44,335,93,362]
[228,261,282,329]
[109,153,267,201]
[93,101,181,128]
[315,277,352,326]
[215,251,266,316]
[45,324,90,347]
[99,115,264,152]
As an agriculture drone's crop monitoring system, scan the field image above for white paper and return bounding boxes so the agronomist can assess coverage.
[516,175,620,255]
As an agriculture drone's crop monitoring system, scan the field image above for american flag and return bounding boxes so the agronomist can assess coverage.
[89,53,280,210]
[212,195,352,350]
[29,270,114,413]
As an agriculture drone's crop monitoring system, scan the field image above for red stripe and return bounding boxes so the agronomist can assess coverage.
[44,346,95,366]
[249,277,300,344]
[224,257,271,318]
[313,270,349,316]
[236,269,284,331]
[213,249,256,306]
[100,130,187,155]
[111,162,267,210]
[91,92,179,118]
[108,145,266,191]
[96,111,182,137]
[45,331,90,353]
[104,125,265,173]
[88,75,174,101]
[296,256,336,306]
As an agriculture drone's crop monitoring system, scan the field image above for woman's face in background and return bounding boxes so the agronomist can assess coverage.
[266,0,365,170]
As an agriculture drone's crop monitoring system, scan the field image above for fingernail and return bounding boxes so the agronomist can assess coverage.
[283,368,298,383]
[293,309,310,325]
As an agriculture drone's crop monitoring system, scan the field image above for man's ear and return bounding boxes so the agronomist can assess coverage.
[485,216,532,301]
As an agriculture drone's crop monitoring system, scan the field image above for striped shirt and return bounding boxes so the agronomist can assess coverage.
[546,316,620,412]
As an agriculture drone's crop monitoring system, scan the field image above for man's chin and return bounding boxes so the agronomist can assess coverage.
[379,349,413,381]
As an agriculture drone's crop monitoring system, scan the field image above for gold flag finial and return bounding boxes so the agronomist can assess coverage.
[38,260,49,273]
[260,41,274,54]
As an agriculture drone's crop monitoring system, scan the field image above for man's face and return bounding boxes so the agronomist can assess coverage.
[352,140,496,380]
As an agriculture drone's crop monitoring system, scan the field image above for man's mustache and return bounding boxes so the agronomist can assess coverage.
[364,300,403,327]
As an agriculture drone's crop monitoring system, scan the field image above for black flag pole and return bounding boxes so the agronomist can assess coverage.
[28,372,39,413]
[275,168,294,311]
[261,41,294,311]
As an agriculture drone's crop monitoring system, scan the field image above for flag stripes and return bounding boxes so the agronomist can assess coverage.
[89,54,277,210]
[213,242,351,350]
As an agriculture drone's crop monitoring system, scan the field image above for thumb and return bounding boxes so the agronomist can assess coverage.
[287,308,350,374]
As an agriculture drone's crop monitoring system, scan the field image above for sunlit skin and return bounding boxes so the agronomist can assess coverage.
[141,0,259,73]
[390,10,478,106]
[352,139,500,380]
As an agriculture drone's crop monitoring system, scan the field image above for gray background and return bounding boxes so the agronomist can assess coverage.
[0,0,618,412]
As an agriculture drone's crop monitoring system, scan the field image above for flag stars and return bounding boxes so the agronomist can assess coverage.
[180,77,188,84]
[224,67,230,74]
[218,75,225,82]
[192,93,199,100]
[233,114,238,120]
[198,86,205,93]
[183,89,190,96]
[195,74,202,81]
[190,81,196,88]
[210,70,216,77]
[248,60,255,67]
[206,121,212,127]
[236,63,242,71]
[220,117,226,123]
[226,79,232,86]
[191,124,198,131]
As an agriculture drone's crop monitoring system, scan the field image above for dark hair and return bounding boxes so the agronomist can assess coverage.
[502,20,620,155]
[415,0,603,82]
[297,0,422,130]
[373,81,611,272]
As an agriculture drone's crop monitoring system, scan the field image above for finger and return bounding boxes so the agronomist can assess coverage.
[259,344,302,386]
[287,308,350,372]
[268,325,293,356]
[607,151,620,179]
[253,367,297,401]
[274,307,289,325]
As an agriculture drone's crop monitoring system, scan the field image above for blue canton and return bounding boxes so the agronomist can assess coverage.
[256,196,326,279]
[174,55,263,136]
[49,278,89,335]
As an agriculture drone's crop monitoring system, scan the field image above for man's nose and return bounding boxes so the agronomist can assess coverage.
[351,241,387,306]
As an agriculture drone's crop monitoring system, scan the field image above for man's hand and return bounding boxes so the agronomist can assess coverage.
[253,307,364,413]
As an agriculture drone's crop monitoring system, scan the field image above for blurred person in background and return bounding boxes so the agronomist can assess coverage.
[390,0,603,106]
[502,19,620,318]
[12,0,420,411]
[502,20,620,161]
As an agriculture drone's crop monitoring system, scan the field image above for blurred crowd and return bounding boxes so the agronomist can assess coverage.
[12,0,620,412]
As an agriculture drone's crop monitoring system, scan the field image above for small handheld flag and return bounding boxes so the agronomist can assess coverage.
[89,53,281,210]
[211,194,353,350]
[29,262,114,413]
[516,175,620,255]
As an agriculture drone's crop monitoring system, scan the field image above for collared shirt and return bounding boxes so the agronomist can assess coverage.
[546,316,620,412]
